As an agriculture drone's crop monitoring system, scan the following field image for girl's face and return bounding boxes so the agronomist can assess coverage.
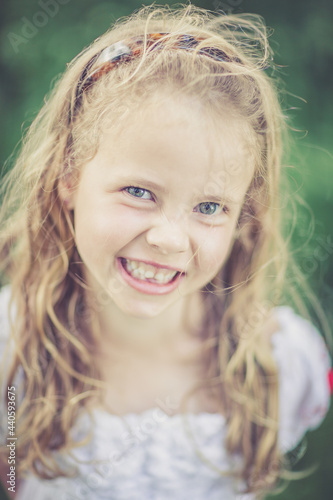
[67,98,255,318]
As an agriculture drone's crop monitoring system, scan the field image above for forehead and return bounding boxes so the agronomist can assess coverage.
[96,96,256,198]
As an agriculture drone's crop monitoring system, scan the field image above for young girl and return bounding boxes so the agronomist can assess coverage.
[0,4,332,499]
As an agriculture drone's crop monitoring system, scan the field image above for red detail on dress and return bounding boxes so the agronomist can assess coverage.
[328,369,333,395]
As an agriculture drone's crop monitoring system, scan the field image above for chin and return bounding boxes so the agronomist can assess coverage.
[111,295,175,319]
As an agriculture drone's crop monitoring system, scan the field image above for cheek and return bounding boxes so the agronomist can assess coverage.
[196,225,236,274]
[74,200,149,260]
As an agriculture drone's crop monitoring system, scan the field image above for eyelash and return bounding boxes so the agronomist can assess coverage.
[123,186,228,216]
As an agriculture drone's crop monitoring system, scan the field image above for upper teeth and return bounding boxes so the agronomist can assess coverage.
[123,259,179,284]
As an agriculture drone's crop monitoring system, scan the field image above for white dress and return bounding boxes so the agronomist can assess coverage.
[0,285,331,500]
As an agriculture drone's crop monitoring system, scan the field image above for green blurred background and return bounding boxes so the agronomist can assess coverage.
[0,0,332,499]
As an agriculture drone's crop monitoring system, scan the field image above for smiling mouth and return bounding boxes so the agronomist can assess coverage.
[120,258,181,285]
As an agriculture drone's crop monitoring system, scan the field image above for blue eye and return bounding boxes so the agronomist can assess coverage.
[125,187,153,200]
[195,202,224,215]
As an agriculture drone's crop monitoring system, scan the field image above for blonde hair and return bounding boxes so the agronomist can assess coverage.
[0,3,325,496]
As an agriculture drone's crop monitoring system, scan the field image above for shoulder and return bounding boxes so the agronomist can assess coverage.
[0,286,14,439]
[271,306,332,452]
[0,285,12,345]
[0,285,16,388]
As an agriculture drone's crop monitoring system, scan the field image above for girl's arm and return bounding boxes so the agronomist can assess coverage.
[271,306,332,452]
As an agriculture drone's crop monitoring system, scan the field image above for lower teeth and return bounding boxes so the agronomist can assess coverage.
[130,271,173,284]
[122,260,177,284]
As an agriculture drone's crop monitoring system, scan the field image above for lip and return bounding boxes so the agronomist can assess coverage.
[117,257,185,295]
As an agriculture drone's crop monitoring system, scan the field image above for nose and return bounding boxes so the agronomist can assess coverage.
[146,218,190,255]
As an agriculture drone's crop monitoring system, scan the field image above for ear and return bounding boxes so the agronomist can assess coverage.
[58,176,77,210]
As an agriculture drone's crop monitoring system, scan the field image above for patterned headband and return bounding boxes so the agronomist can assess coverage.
[70,32,240,122]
